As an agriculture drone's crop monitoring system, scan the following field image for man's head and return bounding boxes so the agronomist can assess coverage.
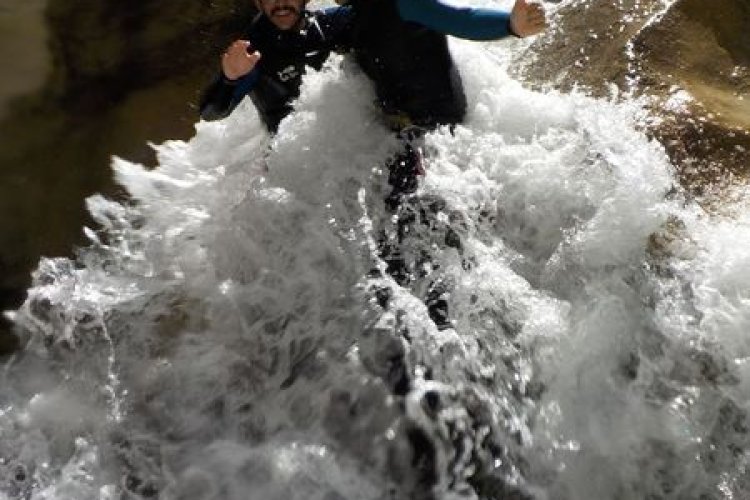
[255,0,308,30]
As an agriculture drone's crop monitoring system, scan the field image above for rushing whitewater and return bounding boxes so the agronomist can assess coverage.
[3,23,750,500]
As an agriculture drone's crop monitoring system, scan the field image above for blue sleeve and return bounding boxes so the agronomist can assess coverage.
[397,0,513,40]
[233,68,261,100]
[199,68,260,121]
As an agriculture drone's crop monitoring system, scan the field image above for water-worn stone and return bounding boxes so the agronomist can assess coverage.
[519,0,750,199]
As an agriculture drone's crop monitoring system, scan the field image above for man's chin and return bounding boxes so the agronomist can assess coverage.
[270,12,301,30]
[269,12,302,30]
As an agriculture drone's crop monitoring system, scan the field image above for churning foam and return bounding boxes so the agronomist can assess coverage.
[2,33,749,500]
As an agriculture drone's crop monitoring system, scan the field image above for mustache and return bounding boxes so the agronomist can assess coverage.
[271,5,300,15]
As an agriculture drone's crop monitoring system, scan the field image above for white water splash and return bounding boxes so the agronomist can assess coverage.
[2,33,749,500]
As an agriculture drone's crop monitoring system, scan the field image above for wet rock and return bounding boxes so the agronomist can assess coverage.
[618,350,640,381]
[520,0,750,198]
[0,314,20,356]
[123,473,160,498]
[1,462,33,499]
[0,0,257,344]
[425,281,452,331]
[280,336,321,389]
[668,348,740,387]
[360,313,412,395]
[405,426,439,499]
[467,472,537,500]
[45,0,254,104]
[700,397,750,493]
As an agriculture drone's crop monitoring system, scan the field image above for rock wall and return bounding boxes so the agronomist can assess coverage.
[633,0,750,194]
[519,0,750,198]
[0,0,255,353]
[44,0,254,106]
[0,0,49,120]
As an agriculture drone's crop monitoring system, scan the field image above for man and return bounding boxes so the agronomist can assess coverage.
[199,0,353,132]
[201,0,544,135]
[348,0,546,130]
[344,0,547,330]
[202,0,545,329]
[343,0,546,205]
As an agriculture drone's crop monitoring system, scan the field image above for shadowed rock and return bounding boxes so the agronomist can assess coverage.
[0,0,254,352]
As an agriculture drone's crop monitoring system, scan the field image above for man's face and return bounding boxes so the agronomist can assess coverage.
[257,0,306,30]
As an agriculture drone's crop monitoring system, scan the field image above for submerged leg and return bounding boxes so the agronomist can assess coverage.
[385,128,426,211]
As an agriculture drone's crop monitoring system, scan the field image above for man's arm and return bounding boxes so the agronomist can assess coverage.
[199,69,260,121]
[397,0,545,40]
[199,39,263,121]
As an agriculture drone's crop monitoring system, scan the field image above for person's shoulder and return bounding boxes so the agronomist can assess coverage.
[310,5,354,34]
[311,5,353,21]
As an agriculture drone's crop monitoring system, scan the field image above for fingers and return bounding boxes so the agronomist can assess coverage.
[247,50,262,66]
[221,40,261,80]
[512,1,547,37]
[526,6,546,29]
[523,2,546,23]
[225,40,252,57]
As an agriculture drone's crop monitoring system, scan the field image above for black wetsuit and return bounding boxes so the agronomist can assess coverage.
[200,9,353,132]
[346,0,478,333]
[348,0,467,129]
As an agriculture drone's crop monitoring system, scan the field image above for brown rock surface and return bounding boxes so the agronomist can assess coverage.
[519,0,750,198]
[0,0,49,120]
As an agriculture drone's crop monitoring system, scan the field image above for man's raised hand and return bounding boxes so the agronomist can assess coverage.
[222,40,262,81]
[510,0,547,37]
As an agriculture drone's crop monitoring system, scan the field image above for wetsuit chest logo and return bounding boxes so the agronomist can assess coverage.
[277,65,299,82]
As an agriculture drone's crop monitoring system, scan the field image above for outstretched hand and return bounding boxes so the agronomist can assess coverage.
[222,40,262,81]
[510,0,547,37]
